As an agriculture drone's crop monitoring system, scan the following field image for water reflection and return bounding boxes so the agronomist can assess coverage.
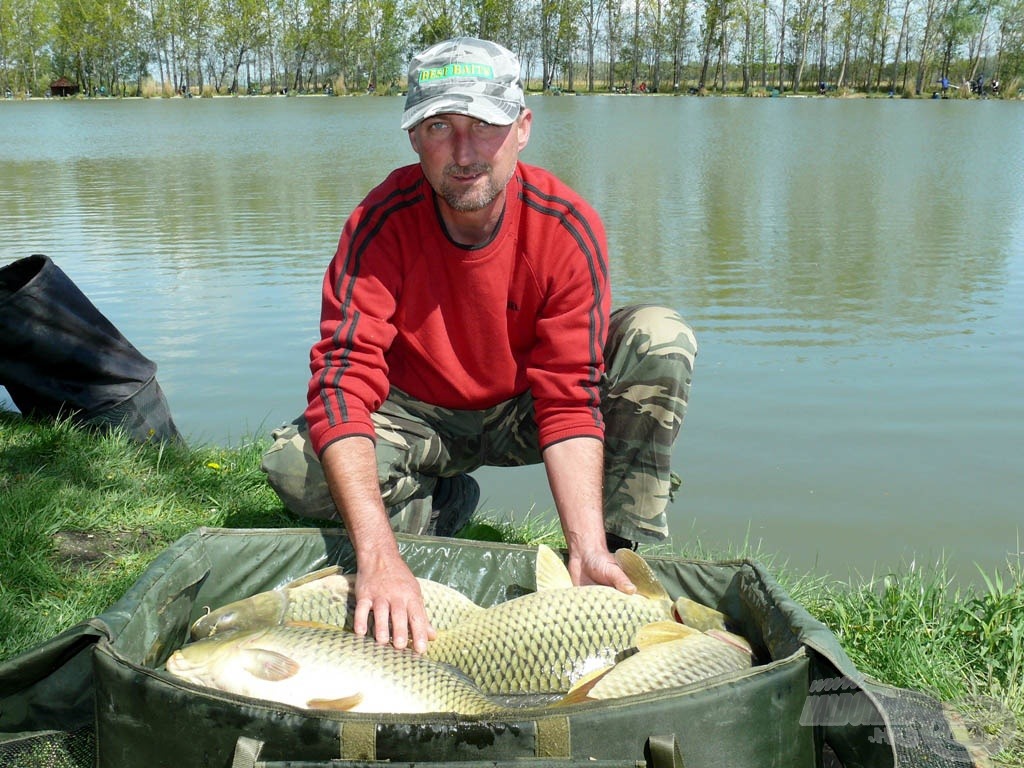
[1,96,1021,580]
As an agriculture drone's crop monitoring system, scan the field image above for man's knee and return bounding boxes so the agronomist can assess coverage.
[260,416,339,521]
[607,304,697,382]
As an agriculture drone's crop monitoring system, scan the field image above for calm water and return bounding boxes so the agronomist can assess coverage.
[2,96,1022,583]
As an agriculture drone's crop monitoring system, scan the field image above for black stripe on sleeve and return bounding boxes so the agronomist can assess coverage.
[519,181,607,424]
[317,180,425,427]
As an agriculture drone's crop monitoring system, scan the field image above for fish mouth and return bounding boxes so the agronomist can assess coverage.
[191,591,289,639]
[164,650,191,675]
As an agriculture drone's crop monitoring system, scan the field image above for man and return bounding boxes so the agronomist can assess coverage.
[261,37,697,654]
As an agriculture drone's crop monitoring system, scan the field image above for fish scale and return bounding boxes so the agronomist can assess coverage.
[424,585,674,694]
[562,632,755,703]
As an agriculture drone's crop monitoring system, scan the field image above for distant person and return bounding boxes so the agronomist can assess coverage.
[262,36,698,654]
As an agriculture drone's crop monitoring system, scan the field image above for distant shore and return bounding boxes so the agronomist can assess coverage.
[3,85,1019,103]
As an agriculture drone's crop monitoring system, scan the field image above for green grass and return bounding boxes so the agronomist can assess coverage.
[1,409,1021,763]
[0,410,312,661]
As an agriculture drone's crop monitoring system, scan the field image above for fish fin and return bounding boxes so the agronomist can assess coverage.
[535,544,573,591]
[283,620,347,631]
[614,549,670,601]
[706,629,755,656]
[558,667,613,706]
[283,565,343,589]
[672,596,728,632]
[240,649,300,681]
[306,694,364,711]
[303,696,364,712]
[634,620,701,648]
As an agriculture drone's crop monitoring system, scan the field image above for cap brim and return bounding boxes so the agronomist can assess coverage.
[400,96,519,131]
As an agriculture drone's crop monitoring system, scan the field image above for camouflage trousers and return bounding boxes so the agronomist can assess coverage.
[261,304,697,542]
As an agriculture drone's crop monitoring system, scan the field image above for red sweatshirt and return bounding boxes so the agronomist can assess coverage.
[305,161,610,456]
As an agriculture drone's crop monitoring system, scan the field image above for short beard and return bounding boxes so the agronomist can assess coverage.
[438,163,511,212]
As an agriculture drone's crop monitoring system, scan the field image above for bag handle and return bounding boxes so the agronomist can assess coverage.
[231,736,264,768]
[230,732,679,767]
[338,715,572,761]
[646,733,686,768]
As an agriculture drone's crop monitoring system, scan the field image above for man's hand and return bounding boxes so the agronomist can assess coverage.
[543,436,637,596]
[352,554,436,654]
[320,436,436,653]
[567,547,637,594]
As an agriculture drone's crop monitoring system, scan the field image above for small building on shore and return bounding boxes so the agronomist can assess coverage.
[50,77,79,97]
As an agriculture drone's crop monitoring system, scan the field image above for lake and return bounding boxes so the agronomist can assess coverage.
[1,94,1021,584]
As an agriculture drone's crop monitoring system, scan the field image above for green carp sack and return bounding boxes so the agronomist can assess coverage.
[166,545,755,714]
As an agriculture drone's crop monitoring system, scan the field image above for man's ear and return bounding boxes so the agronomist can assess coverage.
[408,128,420,153]
[517,109,533,151]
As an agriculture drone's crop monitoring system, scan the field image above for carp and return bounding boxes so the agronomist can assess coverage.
[560,621,755,703]
[167,622,505,715]
[190,566,483,640]
[422,545,699,695]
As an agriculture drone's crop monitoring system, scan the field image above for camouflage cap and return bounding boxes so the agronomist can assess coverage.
[401,37,525,130]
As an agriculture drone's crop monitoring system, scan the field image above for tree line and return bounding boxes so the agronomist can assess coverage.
[1,0,1021,98]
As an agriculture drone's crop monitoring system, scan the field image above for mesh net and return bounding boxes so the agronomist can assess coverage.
[0,728,95,768]
[867,682,1011,767]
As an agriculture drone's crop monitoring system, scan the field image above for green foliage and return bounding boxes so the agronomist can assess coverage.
[457,508,565,546]
[2,0,1023,98]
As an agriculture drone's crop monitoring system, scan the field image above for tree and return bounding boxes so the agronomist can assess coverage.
[666,0,691,89]
[787,0,817,90]
[216,0,270,92]
[578,0,601,89]
[52,0,144,93]
[735,0,758,89]
[914,0,949,93]
[777,0,788,87]
[995,0,1024,78]
[606,0,623,88]
[1,0,57,92]
[359,0,406,90]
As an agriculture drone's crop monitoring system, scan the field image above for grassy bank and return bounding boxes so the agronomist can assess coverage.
[1,410,1020,763]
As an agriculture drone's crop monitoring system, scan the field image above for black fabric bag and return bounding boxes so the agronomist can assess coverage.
[0,254,182,444]
[0,528,985,768]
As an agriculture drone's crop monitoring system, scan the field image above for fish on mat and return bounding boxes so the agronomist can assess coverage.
[190,566,483,640]
[422,545,709,695]
[559,621,755,704]
[167,622,508,715]
[672,595,732,632]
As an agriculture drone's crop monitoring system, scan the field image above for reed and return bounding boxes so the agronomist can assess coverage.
[138,77,157,98]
